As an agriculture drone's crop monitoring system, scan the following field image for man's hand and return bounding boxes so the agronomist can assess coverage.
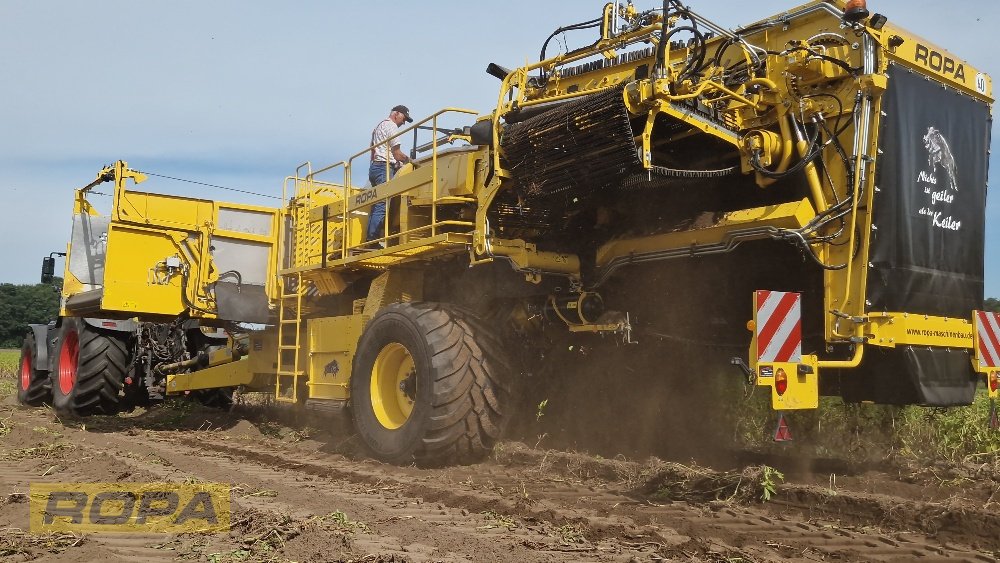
[391,146,410,165]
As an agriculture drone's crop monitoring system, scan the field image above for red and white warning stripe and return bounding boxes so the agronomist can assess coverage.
[756,290,802,364]
[976,311,1000,368]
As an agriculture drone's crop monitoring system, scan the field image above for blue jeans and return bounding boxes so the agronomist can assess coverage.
[366,161,396,241]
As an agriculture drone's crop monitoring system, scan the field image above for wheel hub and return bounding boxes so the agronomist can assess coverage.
[399,370,416,401]
[370,343,416,430]
[58,329,79,395]
[20,351,31,392]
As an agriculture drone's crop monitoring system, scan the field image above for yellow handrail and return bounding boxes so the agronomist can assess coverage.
[342,108,479,252]
[284,108,480,268]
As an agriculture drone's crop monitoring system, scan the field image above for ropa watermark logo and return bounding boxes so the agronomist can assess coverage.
[30,483,230,534]
[355,189,379,207]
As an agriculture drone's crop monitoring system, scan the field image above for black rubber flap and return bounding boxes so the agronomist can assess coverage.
[868,65,990,315]
[840,346,976,406]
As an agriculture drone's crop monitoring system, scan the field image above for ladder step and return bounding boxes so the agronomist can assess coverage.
[276,273,303,405]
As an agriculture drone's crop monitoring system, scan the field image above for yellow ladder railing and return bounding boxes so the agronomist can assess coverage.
[274,265,305,403]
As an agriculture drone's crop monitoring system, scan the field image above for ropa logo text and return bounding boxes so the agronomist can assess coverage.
[30,482,230,533]
[914,44,966,81]
[355,189,378,206]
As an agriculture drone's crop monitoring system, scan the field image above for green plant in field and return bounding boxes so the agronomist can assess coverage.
[207,549,253,563]
[0,349,19,377]
[480,510,518,530]
[1,442,73,462]
[0,412,13,438]
[894,392,1000,463]
[319,510,371,533]
[0,378,15,400]
[554,523,586,544]
[760,465,784,502]
[536,399,548,422]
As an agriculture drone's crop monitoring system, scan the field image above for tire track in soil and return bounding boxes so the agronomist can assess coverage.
[172,433,997,563]
[0,462,179,562]
[51,421,628,562]
[2,412,377,562]
[14,428,438,561]
[6,404,997,562]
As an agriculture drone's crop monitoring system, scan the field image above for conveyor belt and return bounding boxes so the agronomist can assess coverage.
[501,83,739,202]
[501,84,640,201]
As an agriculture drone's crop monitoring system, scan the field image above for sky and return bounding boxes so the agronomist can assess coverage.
[1,0,998,295]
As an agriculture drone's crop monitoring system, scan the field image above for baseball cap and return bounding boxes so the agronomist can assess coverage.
[392,105,413,123]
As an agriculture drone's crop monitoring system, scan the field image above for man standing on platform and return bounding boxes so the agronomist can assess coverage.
[366,105,413,243]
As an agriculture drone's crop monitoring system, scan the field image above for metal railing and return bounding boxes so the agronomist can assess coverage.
[288,107,480,265]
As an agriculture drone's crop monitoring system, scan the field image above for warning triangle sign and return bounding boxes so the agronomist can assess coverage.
[773,413,792,442]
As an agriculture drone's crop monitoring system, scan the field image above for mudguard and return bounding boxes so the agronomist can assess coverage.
[27,323,52,373]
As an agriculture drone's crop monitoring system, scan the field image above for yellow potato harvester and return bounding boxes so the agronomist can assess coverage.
[19,0,997,464]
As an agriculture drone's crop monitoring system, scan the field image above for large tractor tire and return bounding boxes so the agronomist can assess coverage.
[51,318,130,417]
[351,302,512,466]
[17,332,51,406]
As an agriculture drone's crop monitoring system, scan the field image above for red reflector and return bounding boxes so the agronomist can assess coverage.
[102,321,117,328]
[775,368,788,396]
[990,372,999,392]
[774,413,793,442]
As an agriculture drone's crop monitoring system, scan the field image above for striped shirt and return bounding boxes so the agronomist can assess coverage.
[371,119,400,164]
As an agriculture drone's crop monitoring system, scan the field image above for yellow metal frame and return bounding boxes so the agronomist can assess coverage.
[595,198,817,268]
[62,161,282,320]
[166,360,254,393]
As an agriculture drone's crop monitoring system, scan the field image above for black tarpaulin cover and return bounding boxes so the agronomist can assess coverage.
[869,65,990,315]
[850,64,991,406]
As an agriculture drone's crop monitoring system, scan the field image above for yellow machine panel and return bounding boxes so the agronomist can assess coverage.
[101,225,189,316]
[757,361,819,410]
[307,315,365,401]
[60,162,282,322]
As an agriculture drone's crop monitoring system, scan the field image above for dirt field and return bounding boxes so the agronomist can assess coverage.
[2,384,1000,562]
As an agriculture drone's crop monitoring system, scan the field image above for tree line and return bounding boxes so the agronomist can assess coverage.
[0,281,62,348]
[1,281,998,349]
[988,298,1000,313]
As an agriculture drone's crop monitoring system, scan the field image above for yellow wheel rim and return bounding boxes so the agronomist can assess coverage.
[370,343,416,430]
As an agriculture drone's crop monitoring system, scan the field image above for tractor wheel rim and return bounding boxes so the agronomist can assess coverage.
[58,330,79,395]
[20,351,31,391]
[370,343,416,430]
